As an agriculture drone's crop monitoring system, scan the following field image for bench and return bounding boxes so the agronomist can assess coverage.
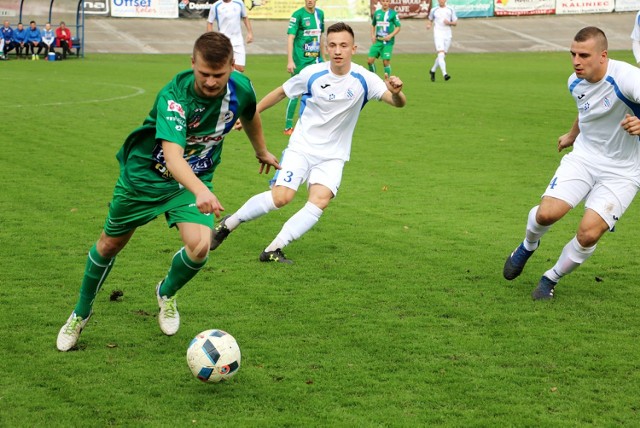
[2,37,81,60]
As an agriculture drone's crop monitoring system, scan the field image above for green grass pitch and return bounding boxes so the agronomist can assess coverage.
[1,51,640,425]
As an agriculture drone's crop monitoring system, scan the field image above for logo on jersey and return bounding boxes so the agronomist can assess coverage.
[580,102,590,112]
[320,83,331,89]
[346,89,354,99]
[577,93,586,100]
[167,100,186,119]
[329,94,335,100]
[223,111,235,124]
[602,97,612,110]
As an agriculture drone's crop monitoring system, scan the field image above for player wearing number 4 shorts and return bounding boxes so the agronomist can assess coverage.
[209,23,406,264]
[55,32,280,351]
[503,27,640,300]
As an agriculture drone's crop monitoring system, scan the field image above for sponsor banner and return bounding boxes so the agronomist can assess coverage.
[614,0,640,11]
[494,0,555,15]
[248,0,370,21]
[0,0,18,17]
[179,0,219,19]
[84,0,111,15]
[431,0,493,18]
[555,0,614,14]
[370,0,431,19]
[111,0,179,18]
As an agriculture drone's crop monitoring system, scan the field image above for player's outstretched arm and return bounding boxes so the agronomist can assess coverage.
[162,140,224,217]
[239,111,281,175]
[257,86,288,113]
[381,74,406,107]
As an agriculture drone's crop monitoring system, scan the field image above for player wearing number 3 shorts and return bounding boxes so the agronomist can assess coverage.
[503,27,640,300]
[209,23,407,264]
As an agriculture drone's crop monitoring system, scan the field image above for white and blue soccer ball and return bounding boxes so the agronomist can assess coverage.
[187,329,241,383]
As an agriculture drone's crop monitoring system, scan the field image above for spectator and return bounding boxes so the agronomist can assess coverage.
[206,0,253,73]
[41,22,56,56]
[1,21,14,60]
[55,21,72,59]
[12,22,27,59]
[26,20,44,60]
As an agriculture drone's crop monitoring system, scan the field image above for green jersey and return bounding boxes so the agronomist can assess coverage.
[371,8,401,45]
[287,7,324,73]
[116,70,257,200]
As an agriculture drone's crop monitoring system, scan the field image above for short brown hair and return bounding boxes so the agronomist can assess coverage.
[574,26,608,51]
[193,32,234,67]
[327,22,355,40]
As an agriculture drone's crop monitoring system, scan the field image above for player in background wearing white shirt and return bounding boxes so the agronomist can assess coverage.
[209,22,406,263]
[631,10,640,65]
[503,27,640,300]
[207,0,253,72]
[426,0,457,82]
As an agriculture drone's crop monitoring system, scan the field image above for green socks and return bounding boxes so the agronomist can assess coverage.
[74,244,114,318]
[368,63,376,73]
[159,247,207,298]
[384,65,391,76]
[285,97,298,130]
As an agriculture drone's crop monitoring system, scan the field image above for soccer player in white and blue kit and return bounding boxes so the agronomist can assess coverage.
[426,0,457,82]
[209,22,406,263]
[503,27,640,300]
[206,0,253,72]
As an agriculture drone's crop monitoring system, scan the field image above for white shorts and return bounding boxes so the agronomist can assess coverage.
[434,35,452,53]
[542,154,639,230]
[271,148,345,196]
[232,42,246,67]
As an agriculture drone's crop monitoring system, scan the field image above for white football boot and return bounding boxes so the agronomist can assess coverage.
[156,281,180,335]
[57,311,91,351]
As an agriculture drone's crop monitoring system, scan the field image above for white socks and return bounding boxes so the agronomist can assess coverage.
[227,191,277,230]
[544,236,596,282]
[437,52,447,75]
[265,202,323,252]
[523,205,549,251]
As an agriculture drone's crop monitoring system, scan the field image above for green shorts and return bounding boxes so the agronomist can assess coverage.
[103,179,214,237]
[368,40,394,61]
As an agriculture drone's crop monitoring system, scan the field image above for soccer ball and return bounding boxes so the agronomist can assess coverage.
[186,329,241,383]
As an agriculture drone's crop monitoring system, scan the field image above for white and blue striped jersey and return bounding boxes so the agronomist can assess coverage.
[568,59,640,180]
[207,0,247,46]
[283,61,388,161]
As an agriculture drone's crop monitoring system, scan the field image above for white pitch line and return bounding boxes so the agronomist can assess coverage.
[480,19,567,51]
[2,82,146,108]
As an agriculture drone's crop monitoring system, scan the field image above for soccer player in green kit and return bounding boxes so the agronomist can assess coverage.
[56,32,281,352]
[283,0,326,135]
[367,0,401,76]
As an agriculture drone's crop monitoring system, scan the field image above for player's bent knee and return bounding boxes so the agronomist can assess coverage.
[271,187,295,208]
[185,240,210,262]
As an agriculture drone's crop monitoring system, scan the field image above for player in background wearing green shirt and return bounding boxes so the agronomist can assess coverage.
[367,0,401,76]
[56,32,280,352]
[283,0,326,135]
